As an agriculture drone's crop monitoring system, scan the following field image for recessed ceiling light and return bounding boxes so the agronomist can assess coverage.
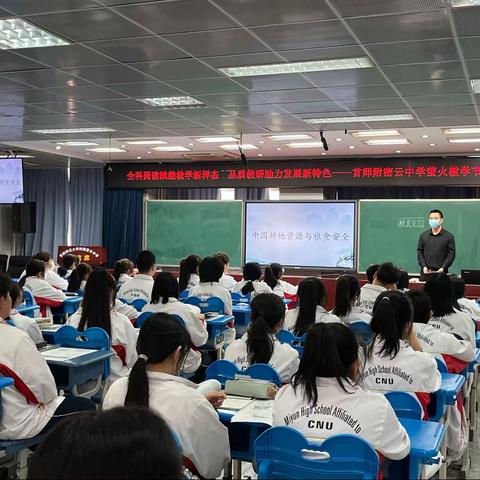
[286,142,325,148]
[395,150,401,153]
[31,127,115,134]
[137,156,142,159]
[475,148,480,151]
[55,146,61,150]
[447,138,480,143]
[364,139,410,145]
[429,143,436,146]
[86,147,127,153]
[152,146,191,152]
[0,154,35,159]
[86,152,90,155]
[422,134,430,139]
[276,147,282,151]
[351,130,401,138]
[120,144,127,148]
[444,127,480,135]
[321,152,327,155]
[267,134,314,141]
[55,141,100,147]
[306,114,413,124]
[194,136,238,143]
[218,57,373,77]
[220,144,258,150]
[125,140,168,145]
[147,151,152,154]
[188,143,194,146]
[257,153,263,157]
[258,140,264,144]
[137,96,205,109]
[335,138,343,142]
[452,0,480,6]
[0,18,69,50]
[349,145,355,149]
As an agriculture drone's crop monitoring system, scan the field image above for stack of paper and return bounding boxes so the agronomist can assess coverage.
[230,400,273,426]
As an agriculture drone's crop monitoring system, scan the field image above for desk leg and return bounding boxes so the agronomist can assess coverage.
[440,412,448,480]
[233,460,242,480]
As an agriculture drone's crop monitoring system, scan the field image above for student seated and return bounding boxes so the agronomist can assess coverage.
[361,291,441,394]
[118,250,156,303]
[332,274,371,325]
[68,270,137,384]
[178,254,201,293]
[215,251,237,291]
[188,256,233,315]
[264,262,297,297]
[273,323,410,461]
[57,254,79,279]
[113,258,134,289]
[452,275,480,322]
[103,314,230,479]
[366,263,380,284]
[397,269,410,292]
[225,293,299,383]
[142,271,208,374]
[424,273,476,348]
[0,273,94,441]
[7,283,43,344]
[29,251,68,290]
[28,407,183,480]
[232,262,273,298]
[359,262,399,314]
[67,262,92,293]
[284,277,340,335]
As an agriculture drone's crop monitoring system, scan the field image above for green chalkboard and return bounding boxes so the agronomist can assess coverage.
[359,200,480,274]
[145,200,243,266]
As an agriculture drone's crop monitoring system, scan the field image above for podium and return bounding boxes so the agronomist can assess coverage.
[57,246,107,266]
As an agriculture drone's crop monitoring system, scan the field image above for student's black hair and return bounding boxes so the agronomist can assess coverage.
[125,314,191,407]
[294,277,327,337]
[332,274,360,318]
[429,209,444,219]
[18,259,45,288]
[423,273,456,317]
[33,251,51,263]
[406,289,431,324]
[451,276,466,304]
[246,293,285,365]
[78,269,116,337]
[292,323,358,405]
[27,406,183,480]
[135,250,156,275]
[397,269,410,290]
[0,272,12,300]
[113,258,134,282]
[67,263,92,293]
[366,264,380,284]
[178,254,201,292]
[199,256,223,283]
[241,262,263,295]
[367,290,413,359]
[58,254,79,278]
[264,263,283,291]
[375,262,400,286]
[9,283,23,307]
[214,251,230,266]
[151,271,179,305]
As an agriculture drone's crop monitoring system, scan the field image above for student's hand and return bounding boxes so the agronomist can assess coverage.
[423,267,429,274]
[205,391,226,408]
[197,314,206,321]
[267,384,279,399]
[407,325,423,352]
[437,268,444,273]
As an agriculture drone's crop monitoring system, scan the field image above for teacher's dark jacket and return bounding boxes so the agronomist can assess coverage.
[417,229,456,272]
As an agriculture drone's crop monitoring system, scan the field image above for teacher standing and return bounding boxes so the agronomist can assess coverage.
[417,209,456,276]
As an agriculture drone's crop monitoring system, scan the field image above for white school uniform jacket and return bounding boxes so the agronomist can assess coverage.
[232,279,273,299]
[277,279,298,296]
[430,309,476,349]
[103,371,230,478]
[68,308,137,383]
[117,274,154,303]
[189,282,233,315]
[116,273,131,288]
[114,299,138,321]
[414,322,475,362]
[9,309,43,344]
[188,273,200,290]
[224,333,300,383]
[219,273,237,291]
[45,269,68,290]
[283,306,341,334]
[142,298,208,373]
[358,284,386,314]
[361,338,442,392]
[272,378,410,460]
[0,322,64,439]
[458,297,480,322]
[23,276,66,304]
[337,306,372,325]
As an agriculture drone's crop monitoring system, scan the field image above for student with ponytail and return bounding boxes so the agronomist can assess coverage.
[284,277,340,336]
[103,314,230,479]
[264,263,297,297]
[67,263,92,293]
[232,262,273,298]
[362,291,441,393]
[225,293,299,383]
[178,254,201,293]
[57,254,79,279]
[273,323,410,461]
[333,274,371,325]
[113,258,134,288]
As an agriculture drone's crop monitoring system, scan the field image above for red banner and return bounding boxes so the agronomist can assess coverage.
[57,246,107,266]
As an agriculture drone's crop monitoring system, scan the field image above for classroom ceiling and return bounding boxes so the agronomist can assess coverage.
[1,0,480,164]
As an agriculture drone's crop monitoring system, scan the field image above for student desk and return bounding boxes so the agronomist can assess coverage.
[199,315,235,354]
[232,304,250,336]
[51,296,82,321]
[40,325,64,344]
[15,304,40,318]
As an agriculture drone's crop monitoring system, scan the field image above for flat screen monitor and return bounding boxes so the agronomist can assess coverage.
[0,158,24,204]
[244,201,357,269]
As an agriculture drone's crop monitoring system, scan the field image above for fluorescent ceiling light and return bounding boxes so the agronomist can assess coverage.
[219,57,372,77]
[286,142,325,148]
[30,127,115,134]
[220,144,258,150]
[267,134,314,141]
[195,136,238,143]
[306,114,413,124]
[137,96,204,108]
[55,141,99,146]
[152,146,191,152]
[86,147,127,153]
[447,138,480,143]
[124,140,168,145]
[351,130,401,138]
[0,155,35,159]
[443,127,480,135]
[451,0,480,7]
[365,139,410,145]
[0,18,69,50]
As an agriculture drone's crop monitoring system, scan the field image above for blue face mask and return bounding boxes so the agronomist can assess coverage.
[429,219,441,229]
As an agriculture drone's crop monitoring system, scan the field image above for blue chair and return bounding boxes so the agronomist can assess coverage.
[179,289,189,300]
[22,290,35,306]
[245,364,281,387]
[184,296,225,314]
[348,322,373,344]
[255,426,379,480]
[277,330,305,355]
[385,391,423,420]
[118,297,128,304]
[231,292,251,304]
[206,360,239,387]
[435,357,448,374]
[135,311,153,328]
[131,299,147,311]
